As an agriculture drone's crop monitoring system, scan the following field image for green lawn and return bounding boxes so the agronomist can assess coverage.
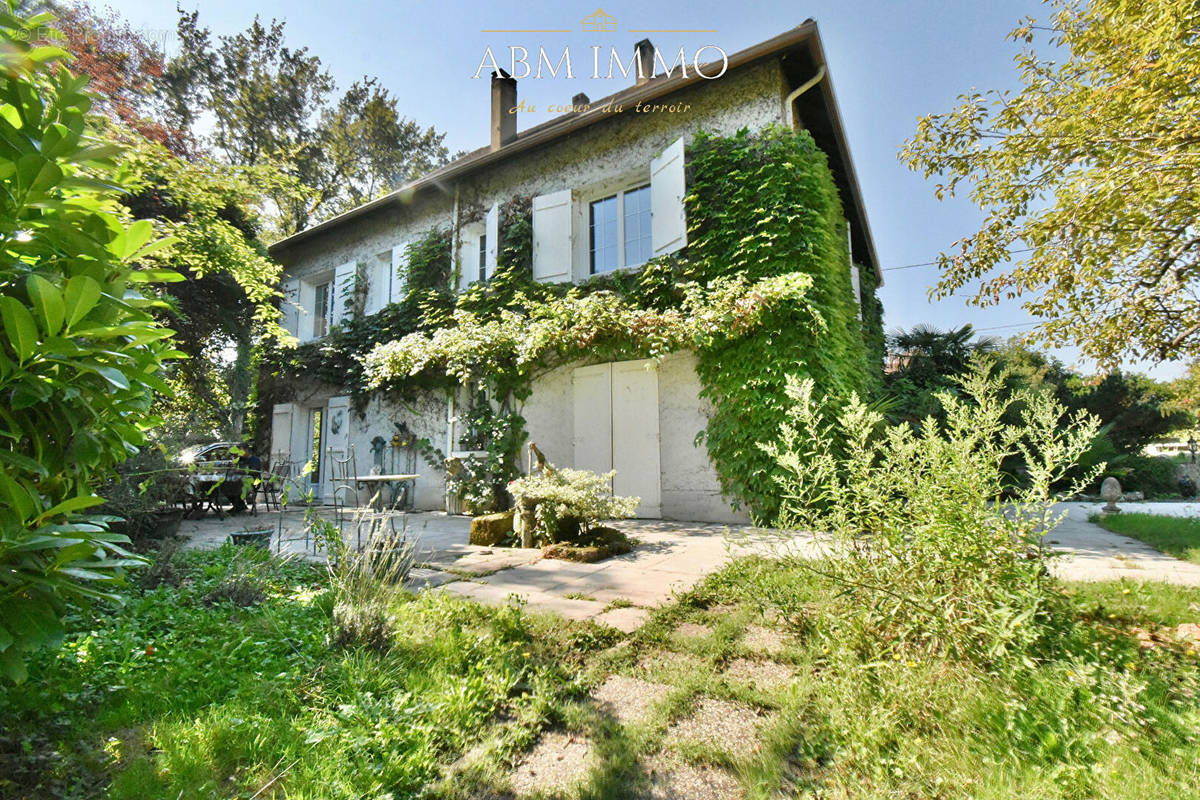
[1093,512,1200,564]
[2,547,1199,799]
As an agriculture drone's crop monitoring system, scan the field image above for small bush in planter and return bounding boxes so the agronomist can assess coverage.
[542,525,634,562]
[508,467,639,545]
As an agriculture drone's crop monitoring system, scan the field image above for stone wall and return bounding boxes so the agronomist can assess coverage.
[273,59,787,284]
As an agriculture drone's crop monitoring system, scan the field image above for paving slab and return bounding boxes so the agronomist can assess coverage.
[666,698,767,760]
[508,731,594,797]
[591,674,671,724]
[593,606,650,632]
[638,754,743,800]
[1046,503,1200,585]
[404,567,458,589]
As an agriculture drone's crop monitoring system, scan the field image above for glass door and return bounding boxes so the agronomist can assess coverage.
[308,408,324,498]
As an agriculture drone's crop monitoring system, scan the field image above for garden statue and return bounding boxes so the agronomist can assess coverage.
[1100,476,1122,514]
[369,436,387,475]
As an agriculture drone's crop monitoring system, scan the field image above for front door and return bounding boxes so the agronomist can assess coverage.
[572,360,661,517]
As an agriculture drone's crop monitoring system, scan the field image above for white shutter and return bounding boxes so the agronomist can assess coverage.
[270,403,295,464]
[364,256,388,315]
[296,280,315,343]
[650,136,687,256]
[389,243,408,303]
[332,262,357,325]
[485,202,499,280]
[849,263,862,320]
[326,396,351,462]
[280,278,300,338]
[612,360,661,517]
[532,189,572,283]
[456,234,474,293]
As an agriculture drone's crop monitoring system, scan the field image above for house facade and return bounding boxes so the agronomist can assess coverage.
[266,22,881,523]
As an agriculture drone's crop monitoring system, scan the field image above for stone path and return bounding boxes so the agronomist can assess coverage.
[1046,502,1200,586]
[504,615,784,800]
[179,501,1200,634]
[441,520,783,631]
[179,509,793,631]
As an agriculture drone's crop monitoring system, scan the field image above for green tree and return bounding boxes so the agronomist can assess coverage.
[52,5,304,443]
[0,6,177,681]
[120,136,298,441]
[161,12,447,234]
[900,0,1200,366]
[884,324,995,422]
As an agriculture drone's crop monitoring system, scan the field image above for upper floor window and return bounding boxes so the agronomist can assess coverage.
[312,280,332,338]
[590,184,651,274]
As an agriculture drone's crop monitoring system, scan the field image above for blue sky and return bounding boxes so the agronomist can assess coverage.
[112,0,1184,379]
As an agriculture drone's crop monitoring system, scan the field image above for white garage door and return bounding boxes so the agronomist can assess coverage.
[572,360,661,518]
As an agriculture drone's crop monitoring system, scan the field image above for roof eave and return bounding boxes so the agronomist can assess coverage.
[269,19,881,283]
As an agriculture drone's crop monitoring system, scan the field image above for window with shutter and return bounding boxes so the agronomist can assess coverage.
[312,280,332,338]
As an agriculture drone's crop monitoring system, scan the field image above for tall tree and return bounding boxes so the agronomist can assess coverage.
[52,4,301,441]
[52,3,183,150]
[884,324,996,422]
[161,12,448,234]
[900,0,1200,367]
[121,136,300,440]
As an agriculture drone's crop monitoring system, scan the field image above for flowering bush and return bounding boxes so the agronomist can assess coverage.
[360,272,817,389]
[507,467,639,544]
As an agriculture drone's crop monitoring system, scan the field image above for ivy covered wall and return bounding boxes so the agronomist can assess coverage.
[261,125,882,522]
[685,127,876,519]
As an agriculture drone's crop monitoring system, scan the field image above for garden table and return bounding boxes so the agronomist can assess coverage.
[352,473,419,511]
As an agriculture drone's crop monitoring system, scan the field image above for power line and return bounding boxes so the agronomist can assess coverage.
[881,248,1035,272]
[973,321,1039,333]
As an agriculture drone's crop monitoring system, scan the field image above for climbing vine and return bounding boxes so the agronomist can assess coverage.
[686,126,874,518]
[261,126,881,521]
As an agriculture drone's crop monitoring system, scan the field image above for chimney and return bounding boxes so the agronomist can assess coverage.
[490,68,517,151]
[572,92,590,110]
[635,38,654,86]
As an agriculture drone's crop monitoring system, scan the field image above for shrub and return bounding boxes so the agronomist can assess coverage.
[542,526,633,562]
[1115,455,1178,498]
[0,11,178,682]
[763,361,1101,663]
[508,467,639,544]
[95,447,187,548]
[323,514,416,651]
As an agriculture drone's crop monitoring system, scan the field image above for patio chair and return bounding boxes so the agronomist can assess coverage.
[200,464,237,518]
[259,457,289,513]
[272,469,323,557]
[328,446,359,544]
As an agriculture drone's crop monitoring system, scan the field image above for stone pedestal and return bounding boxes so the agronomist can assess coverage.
[1100,476,1122,514]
